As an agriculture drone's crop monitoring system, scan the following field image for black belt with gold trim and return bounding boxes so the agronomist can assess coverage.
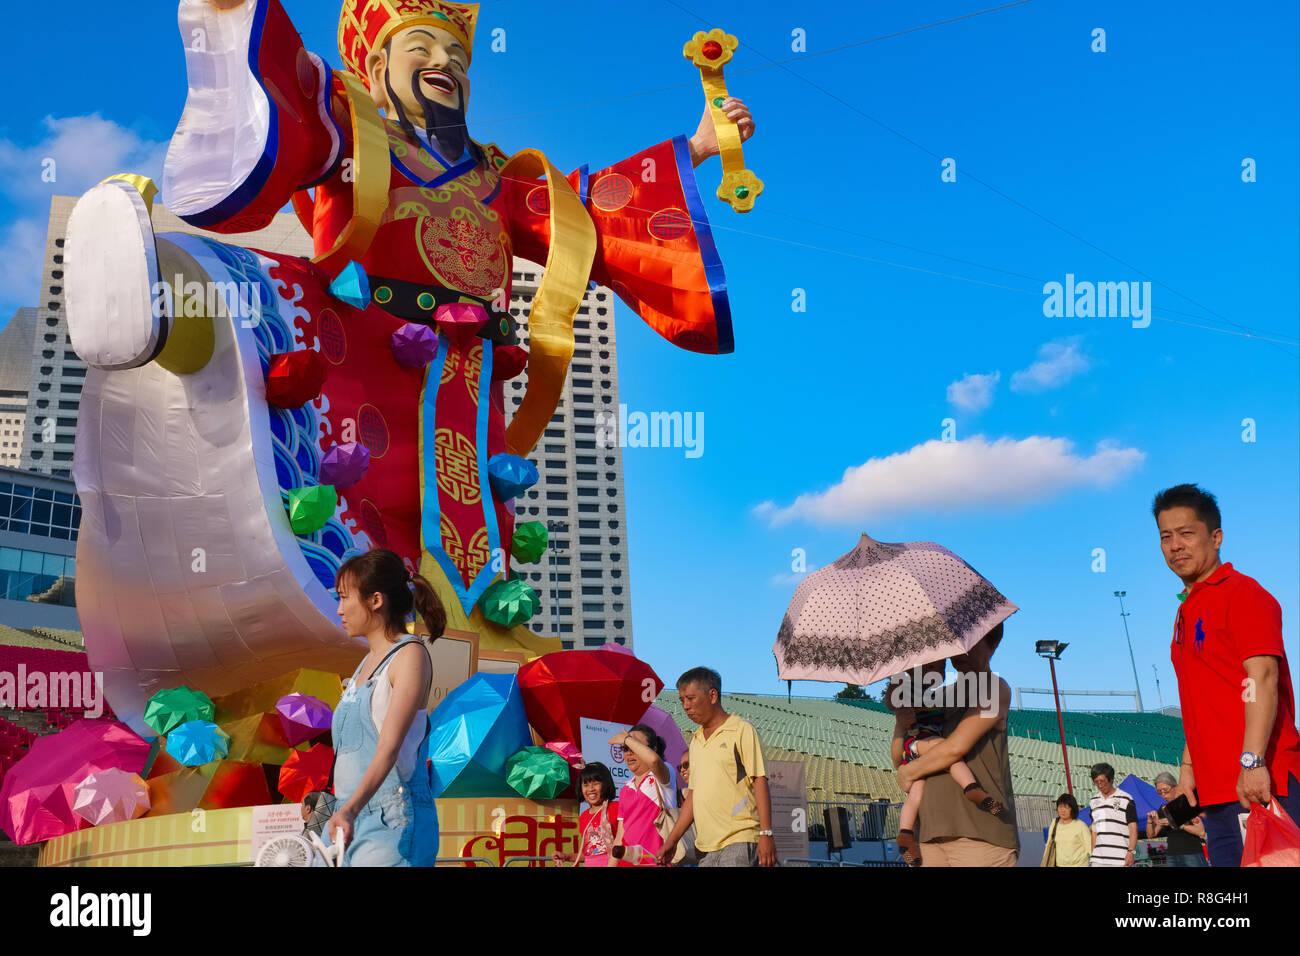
[368,276,516,346]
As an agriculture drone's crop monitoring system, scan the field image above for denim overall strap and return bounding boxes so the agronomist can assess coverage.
[332,640,427,803]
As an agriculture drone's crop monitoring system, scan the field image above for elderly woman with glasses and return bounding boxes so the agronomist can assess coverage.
[1148,772,1208,867]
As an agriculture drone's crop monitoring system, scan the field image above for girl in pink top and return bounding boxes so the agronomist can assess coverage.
[552,762,620,867]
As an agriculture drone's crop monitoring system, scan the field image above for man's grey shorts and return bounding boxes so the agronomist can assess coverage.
[698,841,758,867]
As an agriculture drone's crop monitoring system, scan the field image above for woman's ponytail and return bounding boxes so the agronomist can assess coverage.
[411,572,446,641]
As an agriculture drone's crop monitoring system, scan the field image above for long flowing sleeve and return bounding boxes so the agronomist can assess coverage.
[503,136,733,355]
[162,0,346,233]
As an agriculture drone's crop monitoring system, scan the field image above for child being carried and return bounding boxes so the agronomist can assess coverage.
[888,665,1007,867]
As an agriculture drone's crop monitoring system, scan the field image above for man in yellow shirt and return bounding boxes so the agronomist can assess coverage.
[658,667,776,867]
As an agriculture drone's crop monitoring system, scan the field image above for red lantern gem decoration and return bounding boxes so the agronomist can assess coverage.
[265,349,328,408]
[491,345,528,381]
[516,649,665,745]
[277,743,335,803]
[702,40,723,59]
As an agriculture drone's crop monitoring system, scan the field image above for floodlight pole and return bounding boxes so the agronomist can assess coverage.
[1114,591,1145,712]
[1048,655,1073,796]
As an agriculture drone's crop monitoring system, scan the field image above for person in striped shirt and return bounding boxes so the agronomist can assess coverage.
[1088,763,1138,867]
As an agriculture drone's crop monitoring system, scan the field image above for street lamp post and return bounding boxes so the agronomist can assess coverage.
[1152,664,1164,713]
[1035,640,1073,796]
[1113,591,1145,713]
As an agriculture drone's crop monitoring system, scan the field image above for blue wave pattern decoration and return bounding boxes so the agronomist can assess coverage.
[200,239,362,591]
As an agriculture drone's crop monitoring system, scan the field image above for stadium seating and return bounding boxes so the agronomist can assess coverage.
[655,691,1183,812]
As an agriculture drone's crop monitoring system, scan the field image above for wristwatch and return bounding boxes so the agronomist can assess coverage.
[758,829,773,837]
[1240,752,1265,770]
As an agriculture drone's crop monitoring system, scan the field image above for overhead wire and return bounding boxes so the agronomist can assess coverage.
[221,1,1298,351]
[657,0,1298,353]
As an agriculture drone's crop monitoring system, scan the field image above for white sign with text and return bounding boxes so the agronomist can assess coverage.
[249,803,306,862]
[580,716,634,799]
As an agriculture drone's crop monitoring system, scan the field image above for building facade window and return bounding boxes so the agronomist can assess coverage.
[0,546,76,605]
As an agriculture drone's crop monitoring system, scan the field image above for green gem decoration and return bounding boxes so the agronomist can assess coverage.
[734,186,750,199]
[374,286,393,304]
[712,96,725,108]
[143,686,215,736]
[287,485,337,535]
[505,746,571,800]
[511,521,548,563]
[480,578,539,628]
[499,317,509,335]
[417,292,436,311]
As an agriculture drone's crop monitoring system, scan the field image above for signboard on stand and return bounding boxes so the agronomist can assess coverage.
[424,628,477,712]
[765,760,809,862]
[578,716,680,809]
[580,717,635,796]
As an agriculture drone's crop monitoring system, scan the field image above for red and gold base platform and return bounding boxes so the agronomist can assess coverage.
[38,797,579,867]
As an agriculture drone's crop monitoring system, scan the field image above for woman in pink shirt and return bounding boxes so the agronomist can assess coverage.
[610,725,675,866]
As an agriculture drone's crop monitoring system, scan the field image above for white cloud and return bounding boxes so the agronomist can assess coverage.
[946,371,1000,413]
[754,435,1145,527]
[1010,338,1090,393]
[0,219,47,313]
[0,115,168,316]
[0,114,168,204]
[769,569,819,588]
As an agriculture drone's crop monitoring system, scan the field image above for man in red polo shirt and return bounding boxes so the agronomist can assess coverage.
[1154,483,1300,866]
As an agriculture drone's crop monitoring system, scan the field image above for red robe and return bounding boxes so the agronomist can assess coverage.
[169,0,732,617]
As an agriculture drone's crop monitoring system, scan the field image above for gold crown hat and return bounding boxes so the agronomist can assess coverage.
[339,0,479,82]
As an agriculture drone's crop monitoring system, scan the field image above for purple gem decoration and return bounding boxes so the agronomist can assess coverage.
[319,441,371,489]
[275,693,333,747]
[391,322,439,368]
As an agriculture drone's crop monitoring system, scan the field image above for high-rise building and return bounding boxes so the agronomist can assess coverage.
[504,265,632,652]
[19,197,314,476]
[0,308,36,468]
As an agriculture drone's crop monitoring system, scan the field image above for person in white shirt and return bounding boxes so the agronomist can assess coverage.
[1088,763,1138,867]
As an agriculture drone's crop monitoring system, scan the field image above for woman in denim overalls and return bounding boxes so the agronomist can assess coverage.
[327,549,445,866]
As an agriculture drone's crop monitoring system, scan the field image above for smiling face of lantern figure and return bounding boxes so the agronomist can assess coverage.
[366,25,473,158]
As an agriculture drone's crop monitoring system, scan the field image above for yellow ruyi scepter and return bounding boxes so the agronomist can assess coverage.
[683,28,763,213]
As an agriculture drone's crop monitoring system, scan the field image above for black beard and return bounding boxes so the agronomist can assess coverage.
[386,67,475,164]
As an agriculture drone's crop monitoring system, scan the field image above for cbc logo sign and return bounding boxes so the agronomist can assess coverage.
[610,743,626,765]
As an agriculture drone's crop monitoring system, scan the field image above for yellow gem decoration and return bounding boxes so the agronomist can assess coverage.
[717,169,763,214]
[682,28,739,70]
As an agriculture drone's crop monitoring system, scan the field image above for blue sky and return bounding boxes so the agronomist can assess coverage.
[4,1,1297,710]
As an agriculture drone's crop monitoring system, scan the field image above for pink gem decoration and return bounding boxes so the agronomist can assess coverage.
[390,322,439,367]
[543,740,584,770]
[275,693,333,747]
[0,719,150,844]
[319,442,371,489]
[72,768,151,826]
[435,302,489,348]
